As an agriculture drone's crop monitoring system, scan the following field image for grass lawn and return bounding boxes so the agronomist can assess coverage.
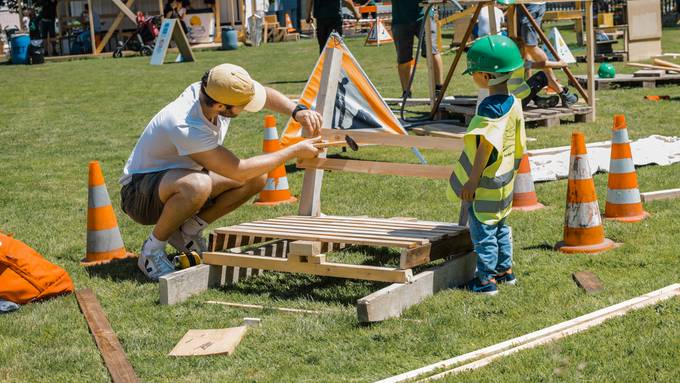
[1,24,680,383]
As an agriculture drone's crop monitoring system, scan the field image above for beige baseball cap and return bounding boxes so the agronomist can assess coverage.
[203,63,266,112]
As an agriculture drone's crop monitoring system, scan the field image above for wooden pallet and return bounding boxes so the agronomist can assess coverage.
[443,98,593,127]
[576,52,627,63]
[576,73,680,90]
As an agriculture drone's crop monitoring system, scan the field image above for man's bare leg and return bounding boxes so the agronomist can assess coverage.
[398,60,414,93]
[197,172,267,223]
[433,52,443,87]
[525,45,564,92]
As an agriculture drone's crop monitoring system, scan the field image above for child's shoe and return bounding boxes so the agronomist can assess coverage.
[496,269,517,286]
[468,278,498,295]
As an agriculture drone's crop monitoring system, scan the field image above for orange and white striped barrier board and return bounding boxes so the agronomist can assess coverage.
[555,132,615,254]
[512,153,545,211]
[604,115,649,222]
[83,161,135,265]
[255,115,298,206]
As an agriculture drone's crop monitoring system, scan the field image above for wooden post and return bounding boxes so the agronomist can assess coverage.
[87,0,97,55]
[585,0,596,119]
[96,0,137,54]
[425,5,436,104]
[298,46,342,216]
[112,0,138,22]
[158,0,163,15]
[487,2,497,35]
[215,0,222,43]
[230,0,236,26]
[430,4,482,118]
[506,5,517,38]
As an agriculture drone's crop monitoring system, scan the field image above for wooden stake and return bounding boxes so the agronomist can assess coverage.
[641,188,680,202]
[585,0,596,119]
[75,289,139,383]
[205,300,329,314]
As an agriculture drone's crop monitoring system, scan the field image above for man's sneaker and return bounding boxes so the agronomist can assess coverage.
[534,94,560,108]
[559,87,578,107]
[168,229,208,255]
[137,241,175,281]
[467,278,498,295]
[496,270,517,286]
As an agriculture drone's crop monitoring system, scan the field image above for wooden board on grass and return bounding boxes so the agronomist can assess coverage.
[169,327,248,356]
[572,271,604,294]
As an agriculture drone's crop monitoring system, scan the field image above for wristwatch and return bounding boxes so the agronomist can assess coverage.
[292,103,308,120]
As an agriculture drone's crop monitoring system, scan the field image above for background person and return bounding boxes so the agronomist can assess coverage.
[306,0,360,54]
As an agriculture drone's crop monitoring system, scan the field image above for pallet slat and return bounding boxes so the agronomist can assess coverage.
[232,222,434,243]
[213,228,419,248]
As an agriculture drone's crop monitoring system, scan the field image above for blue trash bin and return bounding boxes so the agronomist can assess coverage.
[221,27,238,50]
[11,34,30,64]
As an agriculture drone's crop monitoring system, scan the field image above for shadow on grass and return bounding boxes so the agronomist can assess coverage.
[522,243,555,251]
[84,256,153,284]
[216,245,400,305]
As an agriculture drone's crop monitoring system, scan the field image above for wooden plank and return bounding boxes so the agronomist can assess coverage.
[626,63,680,73]
[641,188,680,202]
[572,271,603,294]
[205,300,328,314]
[214,227,419,248]
[585,0,595,119]
[400,230,473,269]
[288,240,321,256]
[298,46,342,216]
[297,158,453,180]
[75,289,139,383]
[320,130,462,151]
[653,58,680,70]
[633,69,665,78]
[376,283,680,383]
[263,217,458,234]
[169,327,247,356]
[159,264,223,305]
[111,0,137,22]
[203,252,413,283]
[232,221,435,242]
[357,251,476,323]
[283,215,463,230]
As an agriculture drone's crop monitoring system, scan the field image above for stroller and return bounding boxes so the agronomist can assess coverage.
[113,12,161,57]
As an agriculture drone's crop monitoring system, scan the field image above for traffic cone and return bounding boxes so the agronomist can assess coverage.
[365,18,393,46]
[604,115,649,222]
[555,132,615,254]
[82,161,135,265]
[254,115,298,206]
[285,13,296,33]
[512,154,545,211]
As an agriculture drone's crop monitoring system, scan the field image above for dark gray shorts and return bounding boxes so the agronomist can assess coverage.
[518,4,545,47]
[392,19,438,64]
[121,170,169,225]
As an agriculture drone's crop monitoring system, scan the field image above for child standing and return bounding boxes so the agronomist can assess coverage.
[449,35,527,295]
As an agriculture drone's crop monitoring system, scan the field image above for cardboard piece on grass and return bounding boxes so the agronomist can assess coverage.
[169,326,248,356]
[280,32,407,146]
[542,27,576,64]
[365,19,393,46]
[150,18,195,65]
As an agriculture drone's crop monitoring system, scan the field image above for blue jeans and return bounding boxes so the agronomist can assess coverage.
[467,206,512,282]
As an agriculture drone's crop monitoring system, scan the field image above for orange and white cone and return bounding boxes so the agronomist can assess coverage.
[82,161,135,265]
[365,18,393,46]
[555,132,615,254]
[604,115,649,222]
[254,115,298,206]
[512,154,545,211]
[285,13,296,33]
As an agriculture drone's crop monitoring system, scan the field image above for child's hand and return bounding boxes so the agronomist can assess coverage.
[461,181,477,201]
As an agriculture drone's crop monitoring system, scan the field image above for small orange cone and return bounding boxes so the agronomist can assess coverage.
[285,13,296,33]
[365,18,393,46]
[512,154,545,211]
[254,115,298,206]
[604,115,649,222]
[83,161,135,265]
[555,132,615,254]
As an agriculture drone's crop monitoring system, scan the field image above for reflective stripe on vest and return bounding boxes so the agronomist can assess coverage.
[450,97,526,225]
[509,67,531,99]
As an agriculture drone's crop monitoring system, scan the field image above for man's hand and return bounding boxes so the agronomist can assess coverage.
[293,137,322,160]
[294,109,323,137]
[461,180,478,202]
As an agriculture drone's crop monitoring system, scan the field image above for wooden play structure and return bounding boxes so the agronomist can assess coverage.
[159,45,477,323]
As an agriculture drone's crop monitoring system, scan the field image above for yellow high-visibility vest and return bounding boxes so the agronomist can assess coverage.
[509,67,531,99]
[450,96,526,225]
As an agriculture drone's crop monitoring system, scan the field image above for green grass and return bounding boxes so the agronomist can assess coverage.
[1,27,680,383]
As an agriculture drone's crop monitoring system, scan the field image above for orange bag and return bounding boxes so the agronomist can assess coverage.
[0,232,74,305]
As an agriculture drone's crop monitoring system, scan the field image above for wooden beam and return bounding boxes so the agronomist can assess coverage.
[357,251,476,323]
[641,188,680,202]
[375,283,680,383]
[87,0,96,55]
[626,62,680,73]
[298,46,342,216]
[205,300,328,314]
[653,58,680,70]
[75,289,139,383]
[96,0,136,54]
[297,158,453,180]
[400,230,472,269]
[159,264,224,305]
[572,271,603,294]
[320,130,462,151]
[585,0,595,117]
[215,0,222,43]
[111,0,138,22]
[203,252,413,283]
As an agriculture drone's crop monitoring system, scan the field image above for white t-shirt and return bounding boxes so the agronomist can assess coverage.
[120,82,230,185]
[476,6,505,38]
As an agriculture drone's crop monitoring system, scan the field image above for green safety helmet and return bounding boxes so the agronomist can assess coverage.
[598,63,616,79]
[464,35,524,75]
[496,0,516,5]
